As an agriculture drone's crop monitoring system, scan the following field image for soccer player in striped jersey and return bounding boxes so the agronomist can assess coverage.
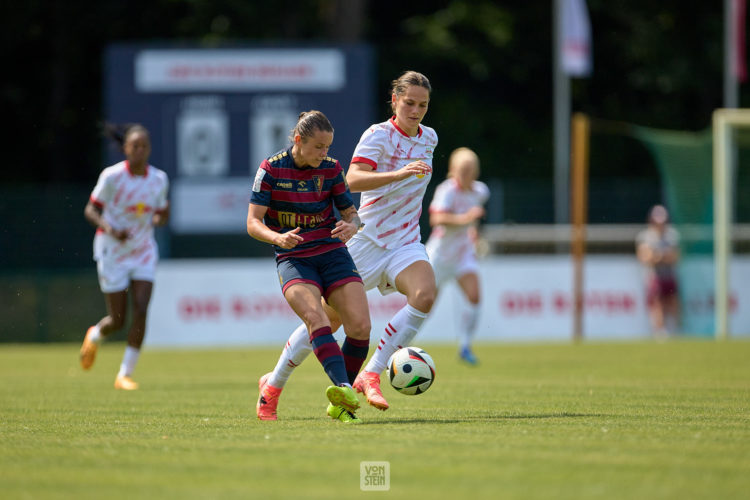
[259,71,438,412]
[425,147,489,365]
[79,124,170,390]
[248,110,370,423]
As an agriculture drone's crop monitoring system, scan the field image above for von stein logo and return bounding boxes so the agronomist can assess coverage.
[360,461,389,491]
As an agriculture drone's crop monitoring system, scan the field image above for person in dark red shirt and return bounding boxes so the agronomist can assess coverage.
[247,110,369,423]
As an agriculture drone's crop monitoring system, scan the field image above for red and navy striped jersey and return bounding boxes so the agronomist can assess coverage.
[249,148,355,260]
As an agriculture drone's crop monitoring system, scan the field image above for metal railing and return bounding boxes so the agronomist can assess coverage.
[481,223,750,254]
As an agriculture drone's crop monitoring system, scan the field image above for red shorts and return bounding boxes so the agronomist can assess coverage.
[647,276,678,305]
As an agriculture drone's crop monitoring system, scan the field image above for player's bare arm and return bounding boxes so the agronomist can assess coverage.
[430,206,485,227]
[246,203,303,249]
[84,200,129,241]
[152,201,170,227]
[331,205,361,242]
[346,161,431,193]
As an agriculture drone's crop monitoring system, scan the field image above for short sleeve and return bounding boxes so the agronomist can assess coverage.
[429,182,455,213]
[156,172,169,210]
[90,169,113,207]
[328,161,352,211]
[666,227,680,246]
[249,161,274,207]
[475,181,490,205]
[351,127,385,170]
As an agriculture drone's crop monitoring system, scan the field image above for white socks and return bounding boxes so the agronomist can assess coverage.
[88,324,102,344]
[268,323,313,388]
[117,346,140,378]
[267,303,429,385]
[459,302,480,349]
[364,304,428,375]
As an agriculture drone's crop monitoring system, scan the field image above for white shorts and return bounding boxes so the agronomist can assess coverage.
[347,236,430,295]
[429,248,479,288]
[94,235,158,293]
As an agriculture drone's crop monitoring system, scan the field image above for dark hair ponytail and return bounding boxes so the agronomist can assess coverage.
[103,122,149,152]
[289,110,333,143]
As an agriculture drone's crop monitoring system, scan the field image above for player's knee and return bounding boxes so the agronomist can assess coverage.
[344,317,371,340]
[412,287,437,314]
[301,310,329,331]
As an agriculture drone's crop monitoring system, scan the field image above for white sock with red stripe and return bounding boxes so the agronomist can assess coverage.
[364,304,428,375]
[459,302,480,349]
[268,323,312,388]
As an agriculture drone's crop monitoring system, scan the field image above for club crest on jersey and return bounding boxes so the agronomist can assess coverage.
[313,175,324,194]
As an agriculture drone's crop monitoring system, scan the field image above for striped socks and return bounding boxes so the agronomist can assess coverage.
[342,336,370,385]
[310,326,349,387]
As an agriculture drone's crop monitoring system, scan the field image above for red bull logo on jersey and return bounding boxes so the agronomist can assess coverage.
[125,202,153,217]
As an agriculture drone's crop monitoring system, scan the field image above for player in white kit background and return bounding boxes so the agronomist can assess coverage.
[425,147,489,365]
[79,124,170,390]
[257,71,438,416]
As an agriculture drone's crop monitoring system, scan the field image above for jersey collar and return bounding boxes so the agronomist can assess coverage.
[125,160,149,177]
[390,116,422,138]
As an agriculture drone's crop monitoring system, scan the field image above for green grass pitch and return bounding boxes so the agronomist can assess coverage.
[1,340,749,499]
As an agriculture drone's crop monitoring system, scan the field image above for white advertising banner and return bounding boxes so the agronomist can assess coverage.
[145,256,750,348]
[135,49,345,92]
[170,178,250,234]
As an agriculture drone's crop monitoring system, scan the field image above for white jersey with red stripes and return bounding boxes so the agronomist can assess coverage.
[89,161,169,264]
[426,178,489,264]
[351,117,438,250]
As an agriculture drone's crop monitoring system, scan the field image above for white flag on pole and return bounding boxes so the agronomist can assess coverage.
[561,0,592,77]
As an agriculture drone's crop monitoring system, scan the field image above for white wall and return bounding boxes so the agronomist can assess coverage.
[145,256,750,347]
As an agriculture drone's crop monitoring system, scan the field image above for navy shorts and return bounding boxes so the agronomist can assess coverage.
[277,247,363,300]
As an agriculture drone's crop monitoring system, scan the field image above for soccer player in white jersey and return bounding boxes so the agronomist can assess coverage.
[425,147,489,365]
[79,124,170,390]
[256,71,437,416]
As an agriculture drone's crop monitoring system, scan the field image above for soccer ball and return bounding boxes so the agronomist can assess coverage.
[387,347,436,395]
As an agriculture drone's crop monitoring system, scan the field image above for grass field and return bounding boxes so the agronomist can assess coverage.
[1,340,749,499]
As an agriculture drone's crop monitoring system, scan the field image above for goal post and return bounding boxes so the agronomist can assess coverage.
[712,108,750,340]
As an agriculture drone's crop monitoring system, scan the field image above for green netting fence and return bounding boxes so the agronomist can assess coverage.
[626,124,750,335]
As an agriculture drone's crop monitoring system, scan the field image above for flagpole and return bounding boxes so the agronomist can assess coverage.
[725,0,739,108]
[553,0,571,229]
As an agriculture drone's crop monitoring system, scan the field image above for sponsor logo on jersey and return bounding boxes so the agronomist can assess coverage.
[125,202,152,216]
[278,211,326,228]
